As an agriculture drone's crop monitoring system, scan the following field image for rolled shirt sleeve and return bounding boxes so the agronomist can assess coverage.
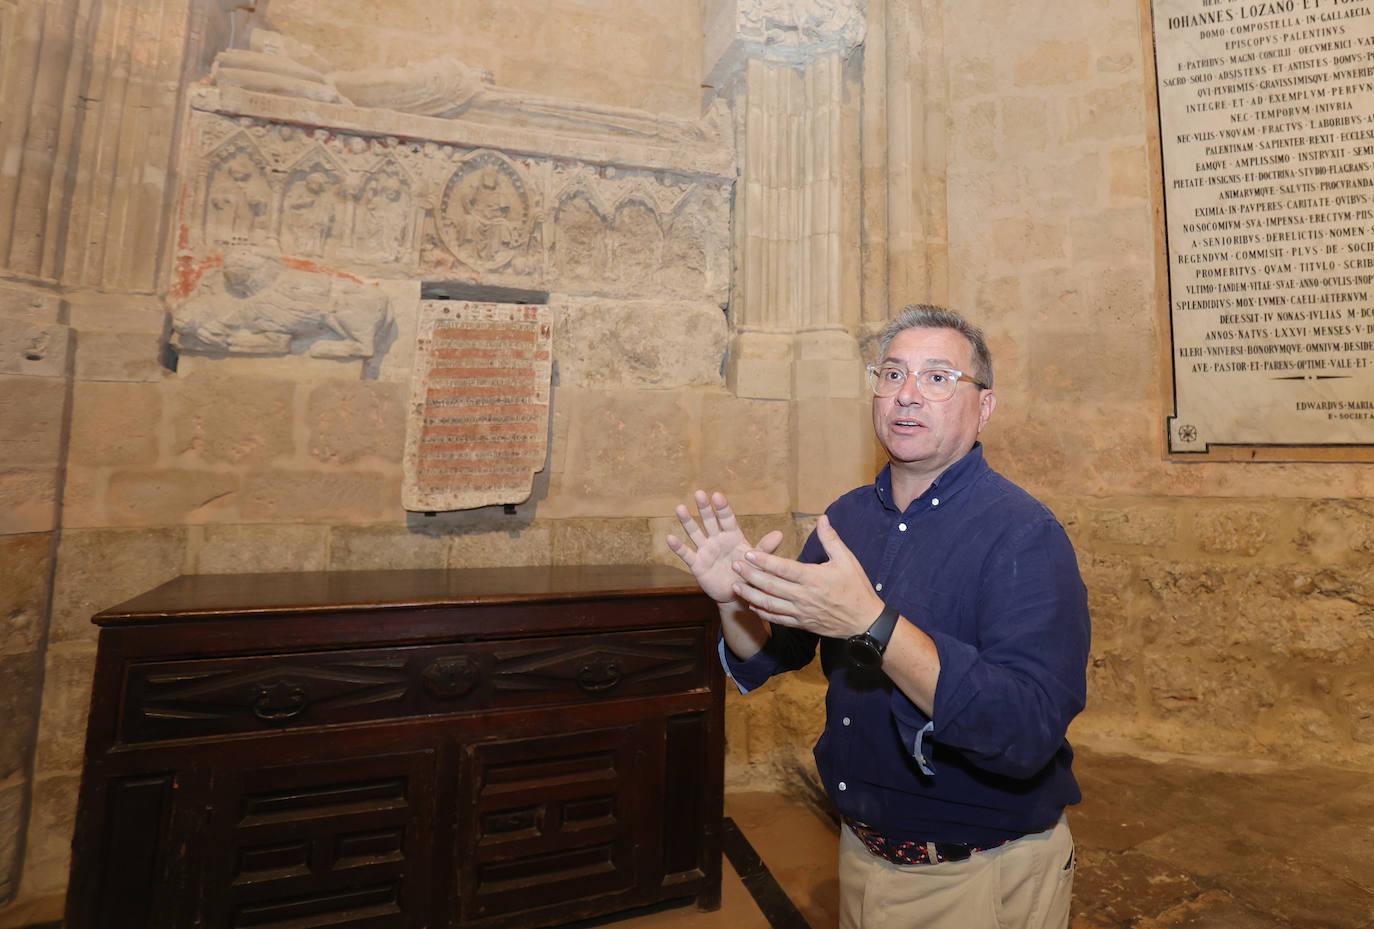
[888,514,1090,780]
[710,445,1091,843]
[927,516,1089,779]
[719,625,820,693]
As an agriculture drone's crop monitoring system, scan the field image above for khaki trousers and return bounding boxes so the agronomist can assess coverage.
[837,816,1074,929]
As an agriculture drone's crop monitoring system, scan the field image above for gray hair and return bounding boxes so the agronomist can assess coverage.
[878,304,994,389]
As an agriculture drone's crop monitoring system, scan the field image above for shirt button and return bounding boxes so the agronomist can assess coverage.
[932,498,940,507]
[875,582,883,592]
[843,717,852,726]
[898,523,907,532]
[838,781,847,791]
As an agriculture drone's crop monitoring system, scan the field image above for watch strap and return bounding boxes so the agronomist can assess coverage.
[866,603,901,651]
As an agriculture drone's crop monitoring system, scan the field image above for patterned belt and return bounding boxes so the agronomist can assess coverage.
[845,817,1015,865]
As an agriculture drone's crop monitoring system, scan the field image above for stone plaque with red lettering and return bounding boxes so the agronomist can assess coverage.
[402,302,552,511]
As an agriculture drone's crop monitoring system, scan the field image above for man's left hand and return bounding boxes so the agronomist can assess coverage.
[730,515,885,638]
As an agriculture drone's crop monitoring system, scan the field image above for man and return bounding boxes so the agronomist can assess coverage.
[667,305,1090,929]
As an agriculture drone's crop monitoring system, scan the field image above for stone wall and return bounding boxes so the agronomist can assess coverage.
[1059,496,1374,757]
[701,0,1374,791]
[0,0,872,920]
[931,0,1374,770]
[3,0,1374,923]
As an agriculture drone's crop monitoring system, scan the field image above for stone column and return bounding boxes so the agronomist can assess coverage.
[0,0,228,915]
[860,0,949,350]
[0,0,83,911]
[61,0,200,293]
[704,0,874,511]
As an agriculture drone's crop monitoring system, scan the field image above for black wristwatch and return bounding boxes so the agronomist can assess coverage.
[846,603,901,670]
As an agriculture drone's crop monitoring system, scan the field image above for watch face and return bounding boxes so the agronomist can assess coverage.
[846,634,883,670]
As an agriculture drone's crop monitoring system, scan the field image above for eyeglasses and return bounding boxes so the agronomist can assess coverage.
[866,364,988,401]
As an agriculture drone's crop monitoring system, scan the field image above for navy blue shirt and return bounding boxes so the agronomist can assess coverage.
[723,444,1091,846]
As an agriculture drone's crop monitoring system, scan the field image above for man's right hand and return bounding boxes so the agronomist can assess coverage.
[667,490,783,604]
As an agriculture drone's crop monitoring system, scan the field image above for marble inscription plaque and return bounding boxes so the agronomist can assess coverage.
[1153,0,1374,452]
[402,302,552,511]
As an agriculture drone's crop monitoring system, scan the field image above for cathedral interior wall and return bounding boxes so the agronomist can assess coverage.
[1,0,1372,922]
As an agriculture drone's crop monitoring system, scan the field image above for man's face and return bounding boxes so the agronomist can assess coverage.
[871,326,995,479]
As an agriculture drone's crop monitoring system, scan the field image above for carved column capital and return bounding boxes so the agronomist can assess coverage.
[704,0,866,87]
[738,0,866,53]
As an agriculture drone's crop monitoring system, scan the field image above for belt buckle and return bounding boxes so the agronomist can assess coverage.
[936,842,972,862]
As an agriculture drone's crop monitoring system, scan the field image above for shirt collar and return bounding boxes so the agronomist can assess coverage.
[872,443,989,512]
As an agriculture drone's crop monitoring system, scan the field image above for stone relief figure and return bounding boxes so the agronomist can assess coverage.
[213,47,341,103]
[210,18,341,101]
[330,56,489,117]
[206,148,271,245]
[437,152,533,272]
[353,161,414,262]
[172,250,392,361]
[467,166,519,260]
[205,25,722,148]
[279,169,338,257]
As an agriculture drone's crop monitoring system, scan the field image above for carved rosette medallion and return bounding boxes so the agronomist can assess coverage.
[422,655,481,699]
[437,151,534,273]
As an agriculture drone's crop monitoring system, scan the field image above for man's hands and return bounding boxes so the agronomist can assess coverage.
[669,497,882,638]
[667,490,784,604]
[673,500,939,713]
[730,514,884,639]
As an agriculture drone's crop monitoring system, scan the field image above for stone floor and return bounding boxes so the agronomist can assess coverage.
[8,746,1372,929]
[598,745,1374,929]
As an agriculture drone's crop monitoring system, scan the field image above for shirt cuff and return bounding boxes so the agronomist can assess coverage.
[717,637,754,694]
[912,720,936,776]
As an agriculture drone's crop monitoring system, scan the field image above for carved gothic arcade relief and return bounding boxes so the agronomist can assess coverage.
[279,147,344,259]
[204,135,273,246]
[662,185,726,298]
[353,158,416,263]
[176,19,731,294]
[609,197,664,287]
[191,127,419,270]
[550,188,609,287]
[171,25,734,394]
[176,109,731,304]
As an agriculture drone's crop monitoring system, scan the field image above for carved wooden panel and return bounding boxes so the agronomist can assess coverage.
[199,751,435,929]
[491,632,702,701]
[91,774,176,928]
[458,727,645,923]
[118,628,706,743]
[662,712,710,882]
[120,651,414,743]
[68,568,722,929]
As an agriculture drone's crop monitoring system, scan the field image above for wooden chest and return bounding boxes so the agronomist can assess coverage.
[65,565,724,929]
